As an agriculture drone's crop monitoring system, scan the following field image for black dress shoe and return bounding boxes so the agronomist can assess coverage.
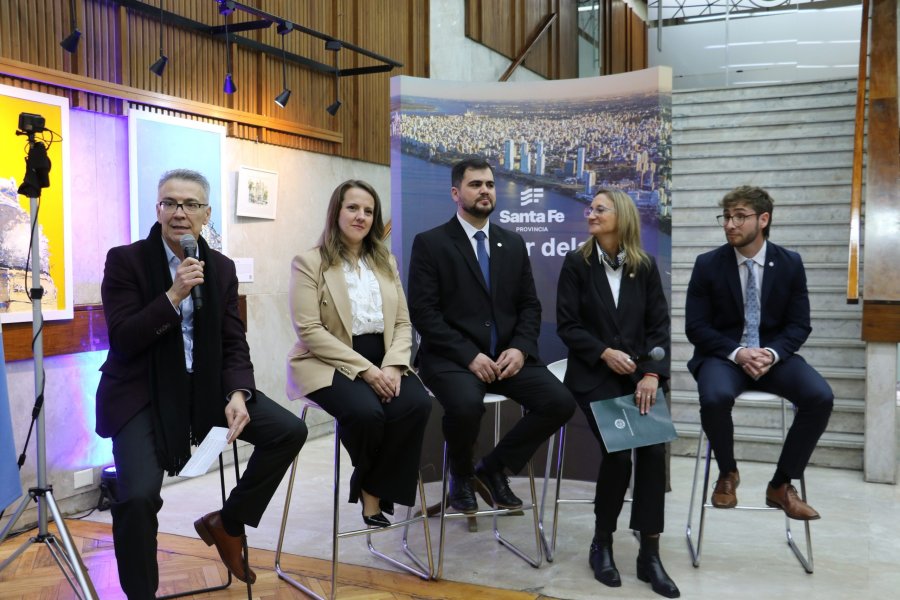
[474,461,523,509]
[448,474,478,513]
[636,552,680,598]
[589,539,621,587]
[362,510,391,528]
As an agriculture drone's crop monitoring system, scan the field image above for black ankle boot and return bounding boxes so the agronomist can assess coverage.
[637,535,680,598]
[588,531,621,587]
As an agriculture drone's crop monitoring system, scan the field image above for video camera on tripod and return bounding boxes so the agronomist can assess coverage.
[0,111,98,598]
[17,112,46,134]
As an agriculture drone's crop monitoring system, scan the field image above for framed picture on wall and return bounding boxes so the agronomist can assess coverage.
[128,108,228,253]
[0,84,73,324]
[235,166,278,220]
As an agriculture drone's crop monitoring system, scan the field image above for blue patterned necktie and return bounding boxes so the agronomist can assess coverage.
[474,231,497,355]
[743,260,760,348]
[474,231,490,290]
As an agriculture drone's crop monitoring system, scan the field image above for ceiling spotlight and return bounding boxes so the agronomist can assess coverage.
[61,0,80,53]
[218,0,236,16]
[149,54,168,76]
[274,29,291,108]
[149,0,167,76]
[221,8,236,95]
[326,100,342,116]
[60,28,81,53]
[223,73,237,94]
[275,89,291,108]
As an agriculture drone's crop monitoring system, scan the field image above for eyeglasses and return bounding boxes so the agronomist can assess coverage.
[158,200,208,215]
[716,213,758,227]
[584,206,616,218]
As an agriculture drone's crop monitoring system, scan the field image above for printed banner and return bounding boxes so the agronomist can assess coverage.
[390,68,673,361]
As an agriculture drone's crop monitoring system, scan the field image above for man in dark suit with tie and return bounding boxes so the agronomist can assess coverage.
[407,156,575,513]
[685,185,833,520]
[96,169,307,599]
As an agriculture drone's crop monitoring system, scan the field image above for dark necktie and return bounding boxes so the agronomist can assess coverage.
[474,231,490,290]
[474,231,497,355]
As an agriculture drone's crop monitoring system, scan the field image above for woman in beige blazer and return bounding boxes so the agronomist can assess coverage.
[287,180,431,528]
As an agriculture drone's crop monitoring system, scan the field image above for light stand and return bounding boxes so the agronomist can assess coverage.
[0,114,97,599]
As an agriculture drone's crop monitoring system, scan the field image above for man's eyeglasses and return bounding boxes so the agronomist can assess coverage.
[716,213,758,227]
[584,206,616,218]
[158,200,208,215]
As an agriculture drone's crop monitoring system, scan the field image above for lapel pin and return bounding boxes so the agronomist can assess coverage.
[496,242,502,247]
[768,261,774,267]
[629,273,635,278]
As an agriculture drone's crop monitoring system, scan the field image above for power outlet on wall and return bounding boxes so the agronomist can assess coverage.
[73,468,94,489]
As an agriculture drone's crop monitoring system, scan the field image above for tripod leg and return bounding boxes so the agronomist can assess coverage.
[0,490,41,574]
[43,537,83,598]
[0,491,34,546]
[0,535,39,573]
[44,491,99,599]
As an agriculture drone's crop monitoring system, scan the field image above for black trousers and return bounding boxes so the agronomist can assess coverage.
[695,354,833,478]
[110,394,307,600]
[425,364,575,477]
[306,334,432,507]
[575,392,666,535]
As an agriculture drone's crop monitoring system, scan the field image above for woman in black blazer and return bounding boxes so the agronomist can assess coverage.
[556,187,679,598]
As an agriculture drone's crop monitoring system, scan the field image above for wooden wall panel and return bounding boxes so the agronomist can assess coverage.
[862,0,900,341]
[465,0,577,81]
[0,0,429,165]
[631,12,647,71]
[600,0,646,75]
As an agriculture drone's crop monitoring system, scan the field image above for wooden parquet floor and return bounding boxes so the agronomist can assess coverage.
[0,520,555,600]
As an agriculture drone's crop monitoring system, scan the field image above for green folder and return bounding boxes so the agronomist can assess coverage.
[589,389,678,453]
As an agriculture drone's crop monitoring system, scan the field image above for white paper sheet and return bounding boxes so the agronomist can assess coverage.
[178,426,229,477]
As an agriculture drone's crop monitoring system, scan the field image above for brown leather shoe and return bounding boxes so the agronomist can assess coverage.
[194,511,256,583]
[765,483,820,520]
[711,470,740,508]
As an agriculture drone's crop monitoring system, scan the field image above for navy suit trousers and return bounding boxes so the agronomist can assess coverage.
[695,354,833,478]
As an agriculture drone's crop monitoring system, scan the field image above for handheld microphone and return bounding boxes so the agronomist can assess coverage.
[179,234,203,311]
[632,346,665,363]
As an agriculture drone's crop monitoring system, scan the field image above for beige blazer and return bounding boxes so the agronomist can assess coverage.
[286,248,414,398]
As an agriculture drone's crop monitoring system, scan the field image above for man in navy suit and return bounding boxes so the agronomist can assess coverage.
[408,157,575,513]
[685,185,832,520]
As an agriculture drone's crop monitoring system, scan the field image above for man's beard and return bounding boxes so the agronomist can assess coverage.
[728,228,759,249]
[463,198,495,218]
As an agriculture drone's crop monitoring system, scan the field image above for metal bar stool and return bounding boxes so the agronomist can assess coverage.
[159,443,252,599]
[685,390,813,573]
[537,359,637,562]
[274,399,434,600]
[435,393,543,580]
[537,359,592,562]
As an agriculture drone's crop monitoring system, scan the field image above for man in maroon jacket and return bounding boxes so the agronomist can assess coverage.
[96,169,306,599]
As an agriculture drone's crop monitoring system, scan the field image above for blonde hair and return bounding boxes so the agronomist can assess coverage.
[578,187,650,275]
[318,180,392,275]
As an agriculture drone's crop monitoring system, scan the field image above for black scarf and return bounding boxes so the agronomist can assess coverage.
[141,223,223,475]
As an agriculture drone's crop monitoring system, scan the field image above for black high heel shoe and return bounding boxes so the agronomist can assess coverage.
[362,507,391,528]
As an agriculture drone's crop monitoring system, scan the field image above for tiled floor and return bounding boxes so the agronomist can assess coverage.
[84,433,900,600]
